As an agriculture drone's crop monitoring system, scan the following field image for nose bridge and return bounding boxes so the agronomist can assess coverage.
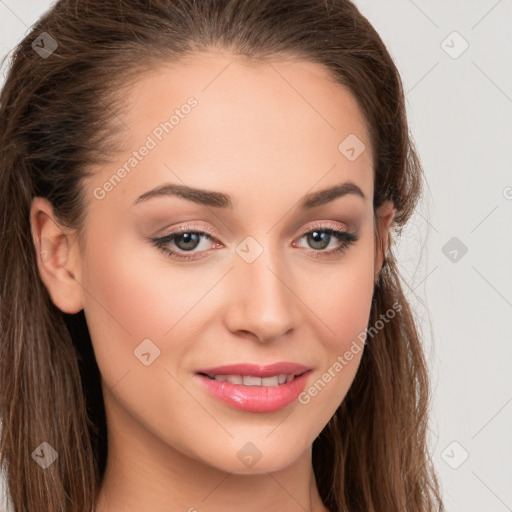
[226,234,296,341]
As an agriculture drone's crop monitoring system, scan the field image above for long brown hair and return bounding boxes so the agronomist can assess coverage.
[0,1,444,511]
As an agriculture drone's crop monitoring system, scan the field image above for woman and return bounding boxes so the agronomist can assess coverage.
[0,1,444,511]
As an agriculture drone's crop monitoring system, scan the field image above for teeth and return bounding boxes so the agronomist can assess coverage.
[243,375,262,386]
[207,373,297,386]
[261,376,279,386]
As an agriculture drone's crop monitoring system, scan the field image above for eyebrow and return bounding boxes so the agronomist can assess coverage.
[132,180,365,209]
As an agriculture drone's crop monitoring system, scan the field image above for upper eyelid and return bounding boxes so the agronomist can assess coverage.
[297,221,348,236]
[159,220,349,240]
[161,223,218,238]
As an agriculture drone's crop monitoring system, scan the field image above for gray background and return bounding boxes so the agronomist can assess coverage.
[1,1,511,511]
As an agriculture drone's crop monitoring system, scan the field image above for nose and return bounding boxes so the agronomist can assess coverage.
[223,243,298,343]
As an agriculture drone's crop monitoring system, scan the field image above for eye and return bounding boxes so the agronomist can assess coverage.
[293,223,359,258]
[150,224,220,262]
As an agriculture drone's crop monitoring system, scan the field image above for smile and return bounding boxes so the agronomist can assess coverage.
[202,373,300,386]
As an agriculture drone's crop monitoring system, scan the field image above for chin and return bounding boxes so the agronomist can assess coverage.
[193,436,309,475]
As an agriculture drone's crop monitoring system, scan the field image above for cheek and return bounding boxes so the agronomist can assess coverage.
[306,244,376,349]
[300,242,375,384]
[294,253,375,419]
[79,229,213,389]
[81,224,217,335]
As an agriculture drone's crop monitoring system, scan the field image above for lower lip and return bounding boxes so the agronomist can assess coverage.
[195,371,311,413]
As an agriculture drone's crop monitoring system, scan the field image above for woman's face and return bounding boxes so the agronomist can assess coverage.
[58,52,393,473]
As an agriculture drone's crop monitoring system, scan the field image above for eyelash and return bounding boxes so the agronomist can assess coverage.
[151,222,359,262]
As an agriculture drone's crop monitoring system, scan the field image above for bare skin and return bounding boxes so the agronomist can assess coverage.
[31,50,395,512]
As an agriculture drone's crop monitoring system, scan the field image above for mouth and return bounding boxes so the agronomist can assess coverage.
[194,362,312,413]
[195,361,311,385]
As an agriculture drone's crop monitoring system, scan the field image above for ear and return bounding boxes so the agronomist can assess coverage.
[374,200,396,284]
[30,197,84,314]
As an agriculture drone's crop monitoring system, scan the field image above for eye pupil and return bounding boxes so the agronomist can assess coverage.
[176,232,201,250]
[308,230,329,250]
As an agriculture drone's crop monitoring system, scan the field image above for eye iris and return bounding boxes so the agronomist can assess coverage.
[175,232,201,251]
[308,230,330,250]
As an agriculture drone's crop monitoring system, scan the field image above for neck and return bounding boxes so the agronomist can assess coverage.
[94,397,329,512]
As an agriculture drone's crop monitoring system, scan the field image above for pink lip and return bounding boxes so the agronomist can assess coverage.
[195,362,311,378]
[194,362,312,413]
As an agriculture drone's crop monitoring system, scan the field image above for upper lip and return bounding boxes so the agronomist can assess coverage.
[196,362,311,378]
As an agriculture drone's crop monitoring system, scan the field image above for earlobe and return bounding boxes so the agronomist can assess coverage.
[30,197,84,314]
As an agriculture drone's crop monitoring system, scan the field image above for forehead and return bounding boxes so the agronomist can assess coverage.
[86,51,374,211]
